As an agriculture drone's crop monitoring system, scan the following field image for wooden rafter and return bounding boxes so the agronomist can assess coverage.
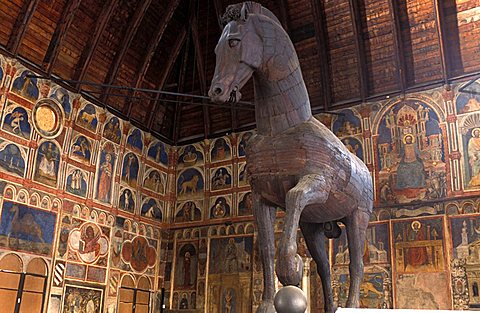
[387,0,407,93]
[7,0,40,55]
[311,0,331,110]
[101,0,153,103]
[73,0,120,88]
[133,0,181,89]
[190,3,210,137]
[147,27,188,130]
[173,30,192,143]
[348,0,368,101]
[213,0,224,29]
[278,0,290,33]
[43,0,83,74]
[433,0,450,84]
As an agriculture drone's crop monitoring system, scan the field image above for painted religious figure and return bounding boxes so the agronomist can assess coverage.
[141,198,163,221]
[175,201,202,223]
[121,236,156,272]
[63,285,103,313]
[50,88,72,118]
[66,168,88,198]
[34,141,61,187]
[211,138,231,162]
[2,106,31,139]
[95,143,116,204]
[143,169,165,194]
[174,244,198,289]
[209,237,253,275]
[0,201,56,256]
[238,131,253,157]
[238,163,248,186]
[126,128,143,152]
[238,192,253,216]
[103,116,122,144]
[121,152,140,188]
[333,109,362,137]
[342,137,363,161]
[393,218,445,273]
[76,104,98,133]
[0,143,26,177]
[211,167,232,190]
[70,135,92,164]
[210,197,230,219]
[68,223,109,263]
[376,100,445,203]
[147,141,169,166]
[119,188,135,213]
[11,70,39,101]
[466,128,480,187]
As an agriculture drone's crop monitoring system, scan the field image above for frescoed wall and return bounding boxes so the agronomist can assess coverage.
[0,55,173,313]
[169,78,480,312]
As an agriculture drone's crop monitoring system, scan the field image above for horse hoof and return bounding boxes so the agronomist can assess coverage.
[256,300,276,313]
[276,254,304,286]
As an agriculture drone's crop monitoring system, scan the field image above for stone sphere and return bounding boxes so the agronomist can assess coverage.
[273,285,307,313]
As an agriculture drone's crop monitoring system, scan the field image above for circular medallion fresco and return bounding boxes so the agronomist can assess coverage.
[32,98,64,139]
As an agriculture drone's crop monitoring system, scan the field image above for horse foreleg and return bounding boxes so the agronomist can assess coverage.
[276,174,329,286]
[344,209,370,308]
[300,221,335,313]
[253,193,277,313]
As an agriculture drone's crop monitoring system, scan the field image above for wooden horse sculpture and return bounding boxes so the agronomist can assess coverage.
[209,3,373,313]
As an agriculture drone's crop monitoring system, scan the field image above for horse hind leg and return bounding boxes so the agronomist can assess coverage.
[300,221,336,313]
[344,208,370,308]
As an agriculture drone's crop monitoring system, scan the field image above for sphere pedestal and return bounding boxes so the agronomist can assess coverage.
[273,285,307,313]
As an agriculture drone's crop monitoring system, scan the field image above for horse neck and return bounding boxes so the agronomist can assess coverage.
[252,20,312,136]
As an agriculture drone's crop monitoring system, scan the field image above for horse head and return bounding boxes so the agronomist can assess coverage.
[209,2,265,104]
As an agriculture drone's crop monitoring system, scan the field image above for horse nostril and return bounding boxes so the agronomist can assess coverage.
[214,87,223,95]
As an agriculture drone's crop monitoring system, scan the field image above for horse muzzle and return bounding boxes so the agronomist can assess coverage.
[209,84,241,104]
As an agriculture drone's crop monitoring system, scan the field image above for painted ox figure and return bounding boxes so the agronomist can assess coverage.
[209,2,373,313]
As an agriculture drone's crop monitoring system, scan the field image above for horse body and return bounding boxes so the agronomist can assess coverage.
[209,3,373,313]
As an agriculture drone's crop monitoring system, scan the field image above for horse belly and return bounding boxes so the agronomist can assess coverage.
[301,191,358,223]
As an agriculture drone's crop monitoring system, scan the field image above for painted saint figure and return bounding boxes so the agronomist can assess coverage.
[98,154,113,202]
[396,134,426,189]
[468,128,480,186]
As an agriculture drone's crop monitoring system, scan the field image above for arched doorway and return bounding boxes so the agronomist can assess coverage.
[118,275,152,313]
[0,254,48,313]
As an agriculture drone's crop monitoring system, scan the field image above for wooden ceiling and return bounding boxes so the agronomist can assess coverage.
[0,0,479,144]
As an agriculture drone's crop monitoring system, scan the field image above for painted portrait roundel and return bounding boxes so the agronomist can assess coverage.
[32,98,65,139]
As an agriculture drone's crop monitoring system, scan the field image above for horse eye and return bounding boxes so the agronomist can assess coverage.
[228,39,240,48]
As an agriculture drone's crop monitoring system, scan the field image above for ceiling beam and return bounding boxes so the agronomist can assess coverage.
[212,0,224,29]
[173,30,192,143]
[133,0,181,90]
[311,0,331,110]
[43,0,82,74]
[190,3,210,138]
[348,0,369,101]
[387,0,407,93]
[73,0,119,89]
[278,0,290,33]
[433,0,450,84]
[7,0,40,55]
[147,27,187,131]
[101,0,153,103]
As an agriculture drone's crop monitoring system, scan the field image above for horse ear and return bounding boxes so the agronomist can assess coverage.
[240,3,249,22]
[240,2,262,22]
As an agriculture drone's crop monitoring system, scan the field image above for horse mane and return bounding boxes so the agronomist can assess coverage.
[221,2,282,28]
